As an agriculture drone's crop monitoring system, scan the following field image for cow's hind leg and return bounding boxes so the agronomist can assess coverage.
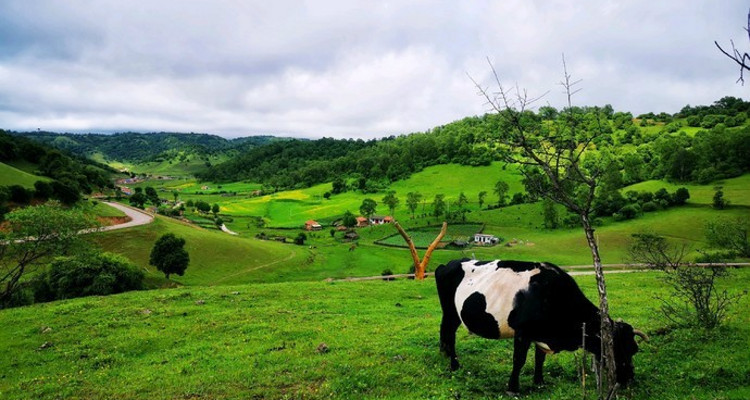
[508,336,532,395]
[533,346,547,385]
[439,307,461,370]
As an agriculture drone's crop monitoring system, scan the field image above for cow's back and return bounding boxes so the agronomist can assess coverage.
[437,259,544,340]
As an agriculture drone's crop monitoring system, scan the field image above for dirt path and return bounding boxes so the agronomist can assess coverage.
[209,250,297,286]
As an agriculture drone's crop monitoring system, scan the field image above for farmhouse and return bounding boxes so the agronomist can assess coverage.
[356,217,369,227]
[369,215,393,225]
[305,220,322,231]
[473,233,499,246]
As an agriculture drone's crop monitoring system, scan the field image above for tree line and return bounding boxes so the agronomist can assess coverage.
[197,97,750,192]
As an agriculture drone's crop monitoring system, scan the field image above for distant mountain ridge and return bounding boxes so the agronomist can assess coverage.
[10,131,280,163]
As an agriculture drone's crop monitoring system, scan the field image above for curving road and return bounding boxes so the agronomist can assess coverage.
[96,201,154,232]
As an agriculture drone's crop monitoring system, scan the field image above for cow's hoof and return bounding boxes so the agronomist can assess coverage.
[449,359,460,371]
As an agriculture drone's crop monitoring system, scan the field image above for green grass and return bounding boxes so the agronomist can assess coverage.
[0,161,49,188]
[86,215,305,287]
[1,270,748,399]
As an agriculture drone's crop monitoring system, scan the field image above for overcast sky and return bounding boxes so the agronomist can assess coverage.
[0,1,747,139]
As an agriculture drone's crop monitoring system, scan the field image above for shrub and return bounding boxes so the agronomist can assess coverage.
[614,204,640,221]
[628,233,746,329]
[381,269,395,281]
[44,252,144,300]
[641,201,659,212]
[672,187,690,205]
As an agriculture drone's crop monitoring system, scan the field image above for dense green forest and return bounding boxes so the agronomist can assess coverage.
[9,131,278,164]
[197,96,750,191]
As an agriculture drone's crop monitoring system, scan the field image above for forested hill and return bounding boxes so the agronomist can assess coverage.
[9,131,278,163]
[0,130,115,203]
[199,96,750,191]
[196,115,499,188]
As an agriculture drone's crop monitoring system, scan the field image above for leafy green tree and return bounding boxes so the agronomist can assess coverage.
[0,202,93,308]
[149,233,189,280]
[172,191,179,202]
[478,190,487,209]
[432,194,446,217]
[381,191,399,216]
[542,198,559,229]
[8,185,32,204]
[195,200,211,213]
[212,203,220,216]
[493,180,509,207]
[672,187,690,205]
[705,218,750,257]
[323,192,331,200]
[332,177,346,194]
[43,251,144,301]
[406,192,422,218]
[342,210,357,228]
[34,181,54,200]
[145,186,160,205]
[128,192,147,209]
[51,179,81,205]
[359,198,377,221]
[294,232,307,245]
[712,186,728,209]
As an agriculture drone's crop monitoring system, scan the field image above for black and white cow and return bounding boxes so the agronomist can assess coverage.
[435,258,647,394]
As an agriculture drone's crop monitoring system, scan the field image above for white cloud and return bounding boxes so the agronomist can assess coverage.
[0,0,747,138]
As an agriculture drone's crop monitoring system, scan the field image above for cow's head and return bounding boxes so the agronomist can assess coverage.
[612,320,649,385]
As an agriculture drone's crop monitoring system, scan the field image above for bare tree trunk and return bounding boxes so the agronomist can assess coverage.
[580,213,616,398]
[394,221,447,280]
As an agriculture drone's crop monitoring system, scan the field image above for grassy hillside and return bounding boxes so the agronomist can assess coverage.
[1,270,748,400]
[87,214,305,287]
[0,161,49,188]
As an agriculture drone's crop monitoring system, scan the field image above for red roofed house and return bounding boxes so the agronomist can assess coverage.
[305,220,322,231]
[356,216,369,227]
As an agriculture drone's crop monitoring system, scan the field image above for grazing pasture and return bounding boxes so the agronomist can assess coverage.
[1,270,748,399]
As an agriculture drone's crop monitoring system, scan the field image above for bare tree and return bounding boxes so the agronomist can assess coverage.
[715,9,750,84]
[471,56,619,398]
[394,221,447,280]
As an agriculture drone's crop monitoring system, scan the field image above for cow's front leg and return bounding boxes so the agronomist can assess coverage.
[533,346,547,385]
[508,336,532,395]
[439,314,461,371]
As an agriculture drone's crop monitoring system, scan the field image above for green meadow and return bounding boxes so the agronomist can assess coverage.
[1,270,748,400]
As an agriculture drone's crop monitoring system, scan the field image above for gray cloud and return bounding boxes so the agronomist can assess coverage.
[0,0,747,138]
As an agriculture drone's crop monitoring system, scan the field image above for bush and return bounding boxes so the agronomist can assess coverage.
[43,252,144,300]
[381,269,395,281]
[614,204,640,221]
[641,201,659,212]
[628,233,746,329]
[672,187,690,205]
